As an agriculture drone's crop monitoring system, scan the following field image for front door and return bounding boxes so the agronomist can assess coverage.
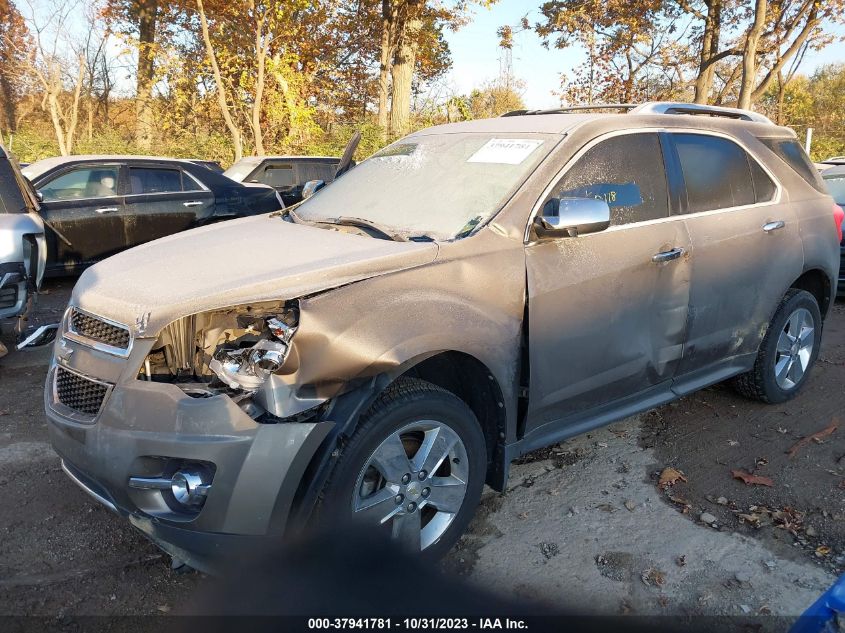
[36,164,125,274]
[525,132,692,432]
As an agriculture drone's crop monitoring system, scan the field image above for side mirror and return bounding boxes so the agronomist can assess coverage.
[35,190,43,202]
[301,180,325,200]
[533,197,610,239]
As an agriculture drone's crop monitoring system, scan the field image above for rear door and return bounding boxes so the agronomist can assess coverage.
[667,132,804,389]
[525,132,692,430]
[35,164,125,274]
[123,164,214,248]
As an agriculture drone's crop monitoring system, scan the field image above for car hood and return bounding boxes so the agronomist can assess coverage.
[72,214,438,335]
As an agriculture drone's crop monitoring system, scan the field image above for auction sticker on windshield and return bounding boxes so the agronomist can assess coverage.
[467,138,544,165]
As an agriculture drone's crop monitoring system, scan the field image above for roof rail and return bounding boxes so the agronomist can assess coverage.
[501,104,637,117]
[631,102,773,124]
[822,156,845,162]
[501,101,774,124]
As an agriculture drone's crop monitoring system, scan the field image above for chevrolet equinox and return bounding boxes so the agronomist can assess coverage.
[45,102,843,571]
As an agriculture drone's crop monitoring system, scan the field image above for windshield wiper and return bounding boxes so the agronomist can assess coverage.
[280,209,405,242]
[329,216,404,242]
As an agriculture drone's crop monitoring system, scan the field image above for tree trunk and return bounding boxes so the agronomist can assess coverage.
[737,0,767,110]
[694,0,722,104]
[389,13,420,137]
[250,3,266,156]
[377,0,396,135]
[197,0,243,161]
[135,0,158,150]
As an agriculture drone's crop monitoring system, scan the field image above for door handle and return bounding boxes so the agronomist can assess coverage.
[652,247,685,263]
[763,220,785,233]
[183,201,203,208]
[95,207,118,214]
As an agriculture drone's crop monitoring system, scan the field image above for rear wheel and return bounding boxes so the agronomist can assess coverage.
[733,289,821,404]
[318,378,486,558]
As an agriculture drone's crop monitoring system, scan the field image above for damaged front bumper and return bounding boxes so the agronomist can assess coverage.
[45,345,333,573]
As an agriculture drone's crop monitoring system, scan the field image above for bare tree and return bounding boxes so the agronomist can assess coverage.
[20,0,87,155]
[196,0,243,161]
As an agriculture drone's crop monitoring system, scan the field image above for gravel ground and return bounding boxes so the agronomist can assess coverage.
[0,280,842,624]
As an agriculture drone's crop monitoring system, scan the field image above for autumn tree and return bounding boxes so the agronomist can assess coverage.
[102,0,167,149]
[0,0,33,135]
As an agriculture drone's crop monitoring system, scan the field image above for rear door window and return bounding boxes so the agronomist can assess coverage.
[671,133,755,212]
[261,165,295,188]
[552,133,670,226]
[129,167,184,194]
[759,137,826,192]
[40,167,120,201]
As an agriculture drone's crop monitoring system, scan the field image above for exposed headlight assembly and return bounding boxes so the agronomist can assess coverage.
[209,316,297,391]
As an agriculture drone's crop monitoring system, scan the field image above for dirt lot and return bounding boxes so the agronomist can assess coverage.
[0,280,842,621]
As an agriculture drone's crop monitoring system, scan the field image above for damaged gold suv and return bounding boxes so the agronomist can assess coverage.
[45,103,842,571]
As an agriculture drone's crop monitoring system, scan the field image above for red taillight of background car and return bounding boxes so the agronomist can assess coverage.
[834,204,845,243]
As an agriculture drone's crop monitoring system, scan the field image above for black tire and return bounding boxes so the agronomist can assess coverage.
[317,377,486,559]
[732,289,822,404]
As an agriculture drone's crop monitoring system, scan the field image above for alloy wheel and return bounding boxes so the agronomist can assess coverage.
[351,420,469,551]
[774,307,815,390]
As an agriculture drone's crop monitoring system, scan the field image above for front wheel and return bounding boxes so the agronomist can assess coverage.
[318,378,486,558]
[733,289,822,404]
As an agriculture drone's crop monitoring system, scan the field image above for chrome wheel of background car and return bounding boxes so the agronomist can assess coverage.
[774,307,815,390]
[351,420,469,552]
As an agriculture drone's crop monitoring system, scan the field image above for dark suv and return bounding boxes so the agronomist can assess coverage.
[45,103,841,571]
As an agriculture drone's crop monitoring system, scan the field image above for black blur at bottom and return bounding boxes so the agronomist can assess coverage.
[177,525,690,633]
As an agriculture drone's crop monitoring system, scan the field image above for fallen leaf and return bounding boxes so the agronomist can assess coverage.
[517,511,530,520]
[815,545,831,557]
[738,513,762,528]
[786,420,838,459]
[659,467,687,489]
[676,555,687,567]
[641,568,666,587]
[595,503,617,513]
[732,469,774,487]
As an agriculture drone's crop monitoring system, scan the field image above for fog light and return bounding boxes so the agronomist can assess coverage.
[171,469,211,507]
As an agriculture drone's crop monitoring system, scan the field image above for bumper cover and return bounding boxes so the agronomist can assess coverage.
[46,366,333,573]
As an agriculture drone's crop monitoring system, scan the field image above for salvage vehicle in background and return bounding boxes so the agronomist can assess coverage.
[224,155,343,206]
[820,164,845,296]
[0,145,49,358]
[45,103,841,571]
[22,156,283,276]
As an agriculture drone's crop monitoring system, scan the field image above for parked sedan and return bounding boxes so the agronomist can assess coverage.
[821,165,845,296]
[224,156,342,206]
[22,156,283,276]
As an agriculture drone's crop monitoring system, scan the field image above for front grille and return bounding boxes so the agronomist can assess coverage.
[0,285,17,309]
[69,308,130,350]
[54,366,110,416]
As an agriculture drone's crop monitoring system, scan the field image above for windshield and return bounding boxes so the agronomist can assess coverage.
[294,133,555,239]
[823,174,845,205]
[223,160,261,182]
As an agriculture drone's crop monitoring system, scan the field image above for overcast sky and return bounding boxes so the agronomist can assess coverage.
[443,0,845,110]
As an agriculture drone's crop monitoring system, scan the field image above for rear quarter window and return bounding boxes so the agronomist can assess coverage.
[759,137,826,193]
